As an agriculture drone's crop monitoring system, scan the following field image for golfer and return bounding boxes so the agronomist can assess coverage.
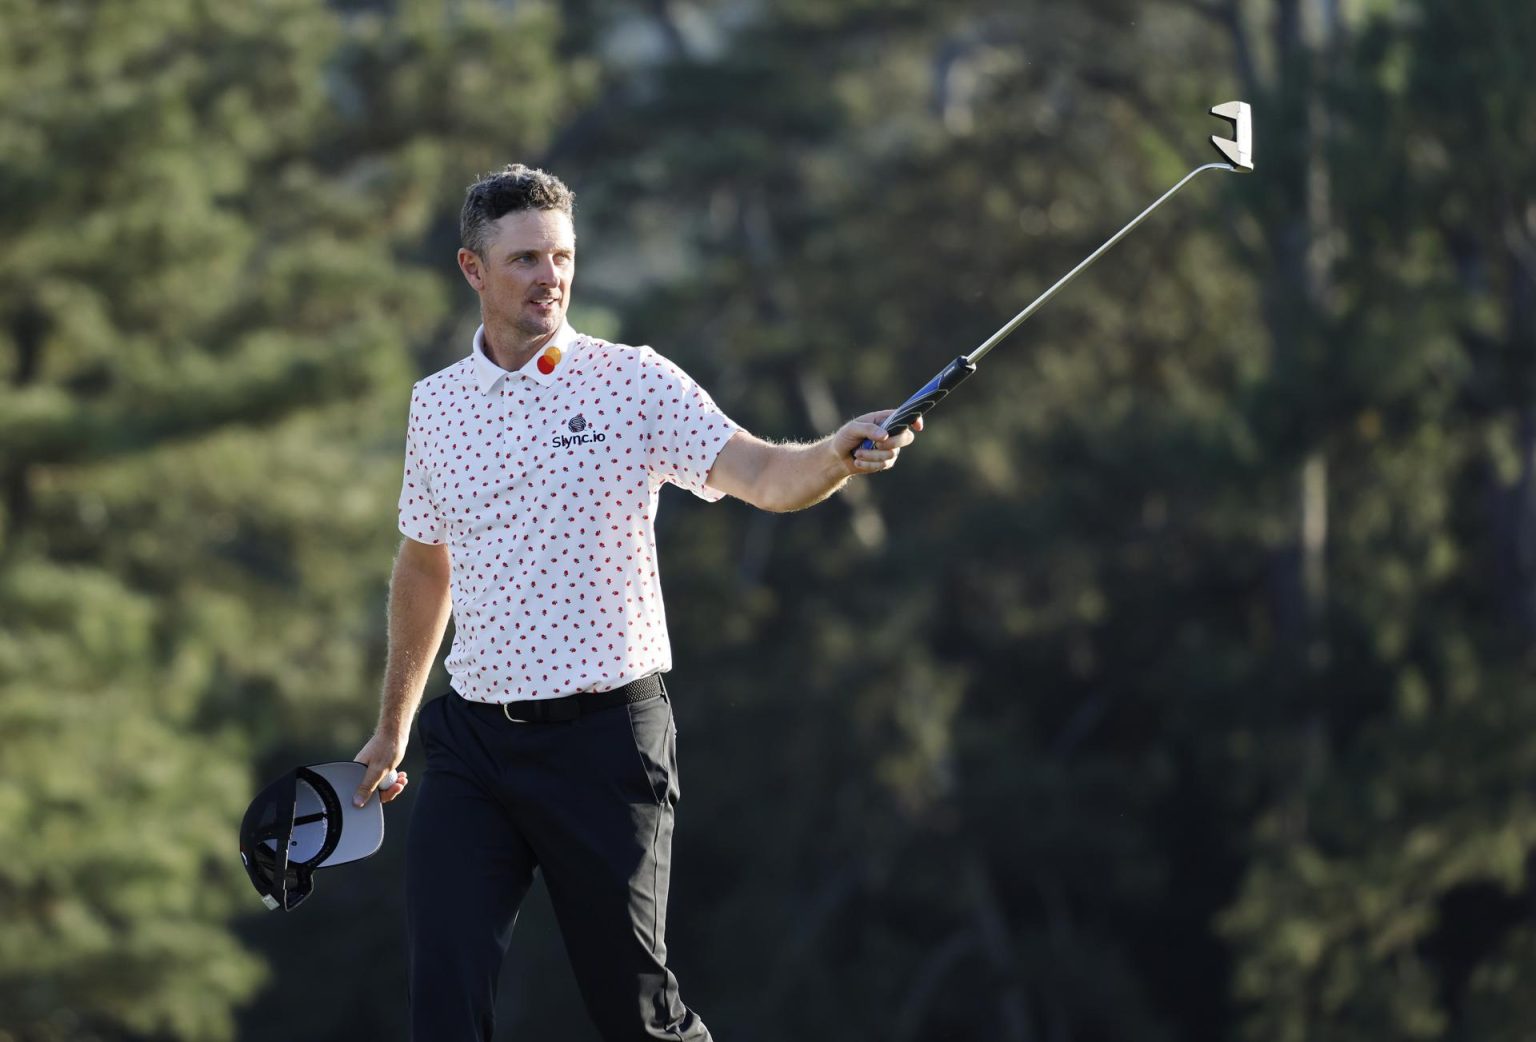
[353,164,918,1041]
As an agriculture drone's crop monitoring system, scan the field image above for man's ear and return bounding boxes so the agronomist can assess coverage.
[456,248,484,293]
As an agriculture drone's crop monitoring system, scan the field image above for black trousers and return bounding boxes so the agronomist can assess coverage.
[406,686,712,1042]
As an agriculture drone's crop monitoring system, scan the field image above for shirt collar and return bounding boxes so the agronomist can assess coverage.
[470,323,581,395]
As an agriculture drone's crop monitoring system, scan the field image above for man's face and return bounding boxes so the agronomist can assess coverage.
[458,208,575,344]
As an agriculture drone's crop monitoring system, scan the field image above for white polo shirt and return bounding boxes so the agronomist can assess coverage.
[397,323,741,703]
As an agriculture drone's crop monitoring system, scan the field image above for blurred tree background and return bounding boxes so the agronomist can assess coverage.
[0,0,1531,1040]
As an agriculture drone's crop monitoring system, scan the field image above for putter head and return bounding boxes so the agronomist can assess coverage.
[1209,101,1253,172]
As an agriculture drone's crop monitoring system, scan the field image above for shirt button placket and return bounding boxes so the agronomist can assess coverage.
[505,379,527,481]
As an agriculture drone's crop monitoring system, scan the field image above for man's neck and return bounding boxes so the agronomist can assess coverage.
[482,322,558,372]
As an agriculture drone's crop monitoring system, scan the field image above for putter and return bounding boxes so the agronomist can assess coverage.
[861,101,1254,450]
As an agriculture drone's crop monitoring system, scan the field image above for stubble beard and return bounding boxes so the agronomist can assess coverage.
[515,309,559,339]
[486,300,562,365]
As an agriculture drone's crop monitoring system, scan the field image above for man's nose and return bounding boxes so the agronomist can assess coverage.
[534,256,559,284]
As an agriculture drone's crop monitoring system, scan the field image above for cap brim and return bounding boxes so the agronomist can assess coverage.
[297,761,385,867]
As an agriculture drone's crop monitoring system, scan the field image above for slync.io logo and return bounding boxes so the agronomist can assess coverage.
[553,415,606,449]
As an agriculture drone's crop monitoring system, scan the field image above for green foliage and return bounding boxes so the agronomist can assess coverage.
[1217,1,1536,1039]
[555,1,1536,1040]
[0,0,462,1036]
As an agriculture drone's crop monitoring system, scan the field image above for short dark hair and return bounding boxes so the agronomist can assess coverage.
[460,164,575,257]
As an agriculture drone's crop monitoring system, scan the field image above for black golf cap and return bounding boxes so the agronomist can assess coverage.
[239,761,387,911]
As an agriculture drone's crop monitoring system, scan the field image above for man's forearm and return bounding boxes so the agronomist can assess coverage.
[377,543,453,736]
[706,415,917,512]
[750,436,851,512]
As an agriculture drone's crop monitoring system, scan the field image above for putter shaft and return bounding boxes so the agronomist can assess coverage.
[863,101,1252,446]
[967,161,1235,366]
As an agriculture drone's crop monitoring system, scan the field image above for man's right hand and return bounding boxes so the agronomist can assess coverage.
[354,730,410,807]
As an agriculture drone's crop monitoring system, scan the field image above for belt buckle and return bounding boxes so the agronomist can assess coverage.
[502,696,580,723]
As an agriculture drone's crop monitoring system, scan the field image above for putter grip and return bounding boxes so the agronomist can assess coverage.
[859,355,977,451]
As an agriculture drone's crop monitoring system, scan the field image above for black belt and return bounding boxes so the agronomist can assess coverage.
[460,673,665,724]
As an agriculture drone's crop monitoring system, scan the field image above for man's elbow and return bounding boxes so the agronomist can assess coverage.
[708,435,780,511]
[742,479,841,514]
[706,476,788,513]
[750,491,799,514]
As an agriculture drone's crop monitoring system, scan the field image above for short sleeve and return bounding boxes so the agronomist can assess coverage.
[397,387,447,544]
[637,347,741,502]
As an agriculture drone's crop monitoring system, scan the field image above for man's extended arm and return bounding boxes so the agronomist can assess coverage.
[352,537,453,807]
[705,411,921,513]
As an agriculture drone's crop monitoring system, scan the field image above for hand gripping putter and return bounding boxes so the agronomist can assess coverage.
[861,102,1254,451]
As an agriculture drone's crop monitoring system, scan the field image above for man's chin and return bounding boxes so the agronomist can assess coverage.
[515,315,562,338]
